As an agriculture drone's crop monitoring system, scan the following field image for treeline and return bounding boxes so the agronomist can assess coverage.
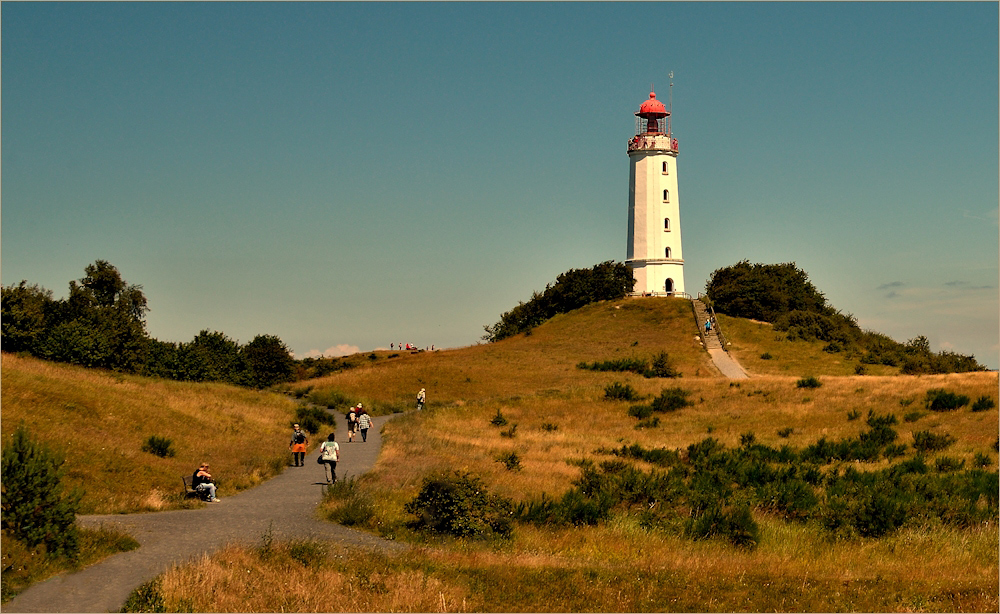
[2,261,295,388]
[483,261,635,342]
[705,261,985,374]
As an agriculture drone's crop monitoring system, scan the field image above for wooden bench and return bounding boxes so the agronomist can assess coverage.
[182,475,207,500]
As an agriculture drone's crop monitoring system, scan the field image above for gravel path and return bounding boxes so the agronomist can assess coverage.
[707,348,749,379]
[4,412,406,613]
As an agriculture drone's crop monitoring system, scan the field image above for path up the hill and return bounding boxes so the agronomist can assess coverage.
[4,412,405,613]
[691,299,749,380]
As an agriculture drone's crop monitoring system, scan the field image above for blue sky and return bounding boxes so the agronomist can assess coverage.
[3,2,997,368]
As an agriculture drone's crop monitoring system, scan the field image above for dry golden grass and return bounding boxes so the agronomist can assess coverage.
[1,353,300,513]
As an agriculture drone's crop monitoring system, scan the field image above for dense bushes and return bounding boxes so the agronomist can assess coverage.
[2,261,296,389]
[483,261,635,342]
[512,408,997,545]
[705,261,985,374]
[1,425,82,558]
[404,472,513,539]
[578,351,679,378]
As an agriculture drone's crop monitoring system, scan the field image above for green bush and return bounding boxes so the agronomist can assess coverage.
[1,424,82,558]
[604,382,640,402]
[686,505,760,549]
[121,578,166,613]
[323,478,375,527]
[490,409,509,427]
[796,376,822,389]
[934,456,965,472]
[495,451,522,471]
[628,404,653,420]
[903,411,925,423]
[973,452,992,468]
[925,389,970,411]
[760,352,772,360]
[500,424,518,439]
[650,387,692,412]
[578,357,648,374]
[971,396,996,412]
[295,406,335,434]
[912,430,957,453]
[404,472,513,539]
[140,435,176,458]
[644,351,680,378]
[777,427,793,438]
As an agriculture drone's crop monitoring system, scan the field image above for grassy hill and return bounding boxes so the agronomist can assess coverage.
[1,353,299,514]
[4,297,998,611]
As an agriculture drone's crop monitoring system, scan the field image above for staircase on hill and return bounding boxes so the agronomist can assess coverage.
[691,298,724,351]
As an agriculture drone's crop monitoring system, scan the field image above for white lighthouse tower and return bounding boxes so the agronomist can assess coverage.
[626,86,685,296]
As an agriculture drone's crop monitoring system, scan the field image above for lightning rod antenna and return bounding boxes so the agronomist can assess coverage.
[667,71,674,137]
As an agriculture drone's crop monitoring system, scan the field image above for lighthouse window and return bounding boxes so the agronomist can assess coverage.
[665,247,672,258]
[662,189,670,202]
[662,161,669,174]
[664,218,670,231]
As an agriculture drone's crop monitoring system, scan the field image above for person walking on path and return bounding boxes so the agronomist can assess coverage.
[192,463,220,502]
[357,408,373,442]
[347,405,359,443]
[416,388,426,411]
[319,433,340,484]
[289,423,309,466]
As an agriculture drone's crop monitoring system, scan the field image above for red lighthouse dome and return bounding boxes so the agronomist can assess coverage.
[635,90,668,134]
[636,90,668,118]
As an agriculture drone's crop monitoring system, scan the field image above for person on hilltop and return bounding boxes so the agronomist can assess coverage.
[357,407,373,443]
[289,423,309,467]
[319,433,340,484]
[346,404,359,443]
[192,463,220,502]
[416,388,426,411]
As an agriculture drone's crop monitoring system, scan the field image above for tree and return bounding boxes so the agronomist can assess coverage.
[705,261,830,322]
[484,261,635,342]
[241,334,296,389]
[1,424,83,558]
[1,281,55,353]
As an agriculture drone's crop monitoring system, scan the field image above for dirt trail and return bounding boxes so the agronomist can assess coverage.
[4,412,405,613]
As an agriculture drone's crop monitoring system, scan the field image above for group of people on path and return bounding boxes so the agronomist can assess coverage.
[195,390,429,501]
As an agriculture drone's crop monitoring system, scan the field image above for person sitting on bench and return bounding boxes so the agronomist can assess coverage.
[192,463,220,502]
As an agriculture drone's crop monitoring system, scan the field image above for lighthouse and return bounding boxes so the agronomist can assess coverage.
[626,87,685,296]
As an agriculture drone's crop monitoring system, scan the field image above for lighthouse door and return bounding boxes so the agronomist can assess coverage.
[665,279,674,294]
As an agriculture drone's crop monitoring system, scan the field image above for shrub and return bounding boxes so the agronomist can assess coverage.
[644,351,679,378]
[686,505,760,549]
[973,452,992,468]
[635,417,660,429]
[883,444,907,460]
[903,411,925,422]
[912,430,957,453]
[1,424,82,558]
[628,404,653,420]
[925,389,970,411]
[495,451,522,471]
[578,357,648,374]
[121,578,166,613]
[971,396,996,412]
[796,376,821,389]
[847,410,861,421]
[540,422,558,432]
[777,427,793,438]
[404,472,513,539]
[650,387,692,412]
[760,352,772,360]
[604,382,640,402]
[934,456,965,472]
[490,409,509,427]
[140,435,176,458]
[500,424,518,438]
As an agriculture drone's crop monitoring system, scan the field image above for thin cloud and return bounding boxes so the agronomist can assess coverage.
[299,344,360,359]
[877,281,904,290]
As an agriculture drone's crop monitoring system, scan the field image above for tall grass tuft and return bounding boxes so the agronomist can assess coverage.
[141,435,176,458]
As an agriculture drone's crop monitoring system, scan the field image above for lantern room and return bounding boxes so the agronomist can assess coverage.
[635,90,669,135]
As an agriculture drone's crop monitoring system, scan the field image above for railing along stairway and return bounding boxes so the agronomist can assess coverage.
[692,294,728,352]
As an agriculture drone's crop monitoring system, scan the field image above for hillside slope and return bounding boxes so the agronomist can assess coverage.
[1,353,298,514]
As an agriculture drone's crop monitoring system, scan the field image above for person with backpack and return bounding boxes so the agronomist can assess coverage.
[416,388,426,411]
[318,433,340,484]
[357,408,373,442]
[289,423,309,466]
[346,405,359,443]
